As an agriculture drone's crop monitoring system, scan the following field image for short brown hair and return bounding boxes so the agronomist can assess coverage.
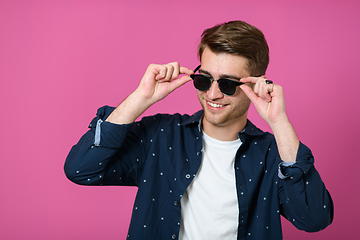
[198,20,269,76]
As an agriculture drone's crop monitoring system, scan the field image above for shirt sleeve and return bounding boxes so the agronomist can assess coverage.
[64,106,144,186]
[277,142,334,232]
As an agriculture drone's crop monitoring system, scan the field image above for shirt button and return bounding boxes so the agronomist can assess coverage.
[185,174,191,179]
[197,152,201,156]
[172,234,177,239]
[174,201,179,206]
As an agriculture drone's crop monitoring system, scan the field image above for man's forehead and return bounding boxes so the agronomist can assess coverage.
[200,48,249,72]
[200,49,250,78]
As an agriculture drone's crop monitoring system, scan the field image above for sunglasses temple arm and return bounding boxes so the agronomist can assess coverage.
[193,65,201,73]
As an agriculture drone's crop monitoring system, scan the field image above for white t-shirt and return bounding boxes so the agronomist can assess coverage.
[179,131,242,240]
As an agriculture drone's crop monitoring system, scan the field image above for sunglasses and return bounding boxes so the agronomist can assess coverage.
[190,65,259,96]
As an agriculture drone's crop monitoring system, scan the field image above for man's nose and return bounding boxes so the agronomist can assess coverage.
[206,80,224,99]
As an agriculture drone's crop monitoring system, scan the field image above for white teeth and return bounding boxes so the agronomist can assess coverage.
[207,101,224,108]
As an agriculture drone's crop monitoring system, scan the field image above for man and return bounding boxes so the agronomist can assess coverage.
[65,20,333,239]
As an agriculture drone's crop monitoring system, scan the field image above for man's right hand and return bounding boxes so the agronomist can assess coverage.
[105,62,193,125]
[135,62,193,105]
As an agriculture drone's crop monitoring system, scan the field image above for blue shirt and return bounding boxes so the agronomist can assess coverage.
[64,106,333,240]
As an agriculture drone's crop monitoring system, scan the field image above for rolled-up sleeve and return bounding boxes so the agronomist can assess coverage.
[64,106,136,186]
[277,142,334,232]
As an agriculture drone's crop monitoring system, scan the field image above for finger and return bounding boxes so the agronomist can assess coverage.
[247,76,273,102]
[164,64,174,81]
[262,87,273,102]
[257,83,272,102]
[154,65,167,81]
[263,79,274,101]
[153,63,193,82]
[240,76,263,84]
[169,62,181,80]
[157,62,181,82]
[253,78,261,95]
[240,84,261,103]
[161,63,193,82]
[241,81,273,104]
[170,75,192,92]
[267,83,274,95]
[180,66,194,75]
[168,62,193,78]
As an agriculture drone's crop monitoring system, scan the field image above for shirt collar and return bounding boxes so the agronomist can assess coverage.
[183,110,265,136]
[182,110,203,128]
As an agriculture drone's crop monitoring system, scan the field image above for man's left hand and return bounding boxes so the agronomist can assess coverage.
[240,77,288,127]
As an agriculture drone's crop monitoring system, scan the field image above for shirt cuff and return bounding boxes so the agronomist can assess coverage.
[278,161,296,179]
[94,119,104,146]
[90,105,134,149]
[277,142,315,180]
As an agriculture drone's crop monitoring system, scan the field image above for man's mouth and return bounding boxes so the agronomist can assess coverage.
[207,101,226,108]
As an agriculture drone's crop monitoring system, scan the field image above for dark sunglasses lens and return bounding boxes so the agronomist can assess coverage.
[193,75,211,91]
[218,79,238,95]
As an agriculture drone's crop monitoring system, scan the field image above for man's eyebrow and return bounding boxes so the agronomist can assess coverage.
[199,69,241,81]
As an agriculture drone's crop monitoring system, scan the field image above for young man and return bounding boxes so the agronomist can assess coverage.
[65,21,333,239]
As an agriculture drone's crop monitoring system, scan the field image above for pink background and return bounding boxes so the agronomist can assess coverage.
[1,0,359,239]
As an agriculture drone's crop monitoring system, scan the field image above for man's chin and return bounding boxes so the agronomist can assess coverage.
[203,112,228,127]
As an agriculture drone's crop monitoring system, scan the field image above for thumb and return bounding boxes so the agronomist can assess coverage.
[170,75,192,92]
[240,84,259,103]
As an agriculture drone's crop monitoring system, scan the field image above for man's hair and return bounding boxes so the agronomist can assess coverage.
[198,20,269,76]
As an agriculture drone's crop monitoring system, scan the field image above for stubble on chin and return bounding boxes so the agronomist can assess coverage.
[200,99,251,128]
[200,102,231,127]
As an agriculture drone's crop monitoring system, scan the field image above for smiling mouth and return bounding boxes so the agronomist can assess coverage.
[207,101,226,108]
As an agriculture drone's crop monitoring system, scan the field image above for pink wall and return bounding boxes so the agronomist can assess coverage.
[1,0,359,239]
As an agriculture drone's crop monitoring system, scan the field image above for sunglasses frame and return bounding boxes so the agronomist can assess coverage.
[190,65,245,96]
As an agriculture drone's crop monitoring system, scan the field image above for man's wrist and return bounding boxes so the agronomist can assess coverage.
[105,91,153,124]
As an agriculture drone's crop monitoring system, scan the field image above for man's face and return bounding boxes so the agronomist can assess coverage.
[197,47,252,130]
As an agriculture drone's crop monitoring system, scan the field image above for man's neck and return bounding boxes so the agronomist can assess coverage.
[201,117,247,141]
